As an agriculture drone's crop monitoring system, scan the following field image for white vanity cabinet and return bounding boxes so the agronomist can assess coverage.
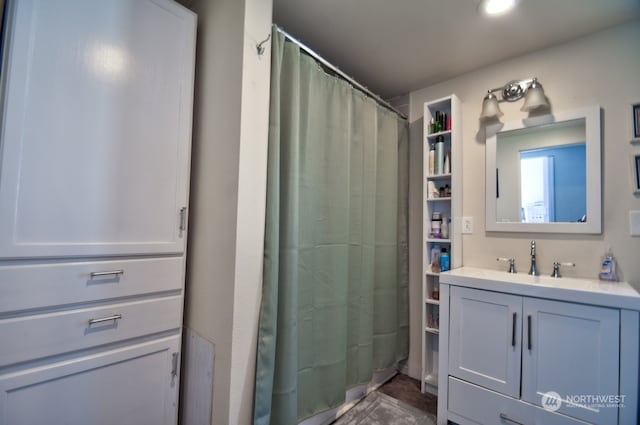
[0,1,196,424]
[439,267,640,425]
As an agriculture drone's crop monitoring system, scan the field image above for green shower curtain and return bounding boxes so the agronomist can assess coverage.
[253,27,409,425]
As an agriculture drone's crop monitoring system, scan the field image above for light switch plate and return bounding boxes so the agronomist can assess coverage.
[630,211,640,236]
[462,216,473,234]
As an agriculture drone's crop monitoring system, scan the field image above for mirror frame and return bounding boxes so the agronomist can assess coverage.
[485,105,601,234]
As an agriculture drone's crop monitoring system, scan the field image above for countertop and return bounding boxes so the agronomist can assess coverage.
[440,266,640,310]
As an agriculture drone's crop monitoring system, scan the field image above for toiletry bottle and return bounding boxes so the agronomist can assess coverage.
[428,143,435,175]
[599,249,617,281]
[441,216,449,239]
[444,151,450,174]
[431,245,441,272]
[440,248,450,272]
[435,136,444,174]
[430,118,435,134]
[431,212,442,238]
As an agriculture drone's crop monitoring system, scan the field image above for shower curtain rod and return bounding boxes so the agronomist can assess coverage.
[275,26,408,120]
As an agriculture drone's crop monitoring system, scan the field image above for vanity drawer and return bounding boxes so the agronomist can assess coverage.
[0,295,183,367]
[448,377,590,425]
[0,257,183,314]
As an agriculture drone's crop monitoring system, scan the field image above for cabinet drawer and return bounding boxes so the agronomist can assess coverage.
[448,377,590,425]
[0,257,183,314]
[0,296,183,367]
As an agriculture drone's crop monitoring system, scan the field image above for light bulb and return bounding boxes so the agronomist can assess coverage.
[482,0,517,16]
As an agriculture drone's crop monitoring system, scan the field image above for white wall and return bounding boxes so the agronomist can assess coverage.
[229,0,273,422]
[181,0,272,423]
[406,20,640,380]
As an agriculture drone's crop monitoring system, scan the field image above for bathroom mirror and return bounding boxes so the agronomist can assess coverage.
[486,105,601,233]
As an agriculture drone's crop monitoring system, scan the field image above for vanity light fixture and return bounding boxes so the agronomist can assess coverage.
[479,77,550,121]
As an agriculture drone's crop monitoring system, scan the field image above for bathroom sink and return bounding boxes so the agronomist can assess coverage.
[440,266,640,310]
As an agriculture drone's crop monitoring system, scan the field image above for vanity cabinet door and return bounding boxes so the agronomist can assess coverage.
[0,336,181,425]
[0,0,195,259]
[522,298,619,424]
[449,286,522,398]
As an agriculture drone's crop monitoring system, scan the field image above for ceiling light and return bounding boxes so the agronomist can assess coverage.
[481,0,517,16]
[480,78,550,121]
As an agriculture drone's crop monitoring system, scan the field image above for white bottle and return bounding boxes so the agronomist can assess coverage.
[428,144,435,175]
[435,137,444,175]
[444,151,450,174]
[441,216,449,239]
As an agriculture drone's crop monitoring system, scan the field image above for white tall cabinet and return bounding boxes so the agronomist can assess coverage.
[0,1,196,424]
[421,94,461,394]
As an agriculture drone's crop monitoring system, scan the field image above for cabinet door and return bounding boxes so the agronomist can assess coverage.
[449,286,522,398]
[0,0,196,259]
[522,298,619,424]
[0,336,181,425]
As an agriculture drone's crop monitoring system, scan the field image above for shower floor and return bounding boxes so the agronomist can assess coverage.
[377,373,437,416]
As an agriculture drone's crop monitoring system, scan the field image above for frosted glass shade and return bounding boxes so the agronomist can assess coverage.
[521,83,549,112]
[480,93,503,120]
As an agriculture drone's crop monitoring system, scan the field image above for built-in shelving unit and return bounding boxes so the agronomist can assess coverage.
[421,94,462,394]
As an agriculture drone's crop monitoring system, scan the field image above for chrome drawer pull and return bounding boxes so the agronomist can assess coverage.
[88,314,122,326]
[499,413,525,425]
[90,270,124,278]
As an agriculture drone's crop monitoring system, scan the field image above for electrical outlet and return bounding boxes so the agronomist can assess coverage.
[462,216,473,234]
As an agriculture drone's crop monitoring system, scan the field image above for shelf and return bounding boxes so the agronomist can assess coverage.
[426,130,451,139]
[631,138,640,145]
[426,238,451,243]
[422,94,460,395]
[426,173,451,181]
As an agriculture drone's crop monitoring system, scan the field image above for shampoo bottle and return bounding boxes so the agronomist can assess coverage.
[428,143,435,175]
[435,136,444,174]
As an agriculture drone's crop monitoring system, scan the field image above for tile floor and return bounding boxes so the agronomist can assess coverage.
[377,373,437,416]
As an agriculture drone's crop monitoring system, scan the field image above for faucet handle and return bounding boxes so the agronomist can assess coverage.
[551,262,575,278]
[497,257,517,273]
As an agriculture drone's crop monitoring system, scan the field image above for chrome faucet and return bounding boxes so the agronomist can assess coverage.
[528,240,538,276]
[497,257,517,273]
[551,262,575,278]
